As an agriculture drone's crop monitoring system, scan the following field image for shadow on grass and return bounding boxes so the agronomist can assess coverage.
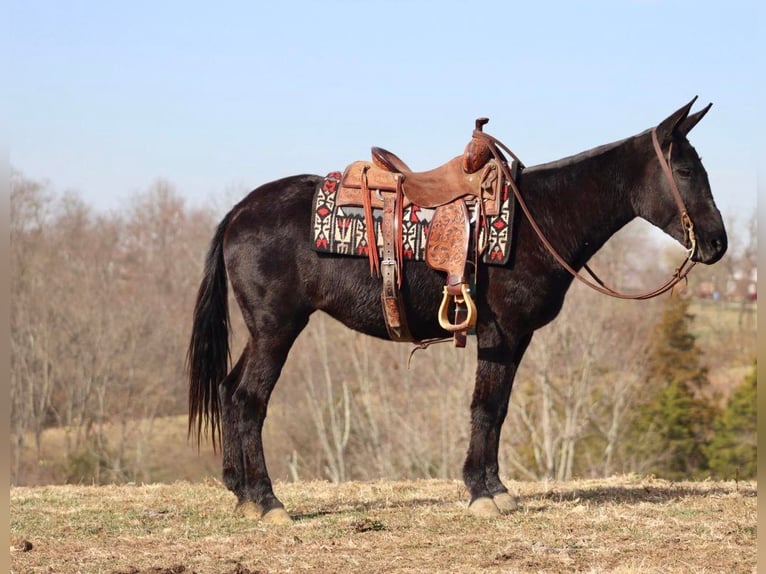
[519,481,757,507]
[291,496,460,521]
[289,481,756,520]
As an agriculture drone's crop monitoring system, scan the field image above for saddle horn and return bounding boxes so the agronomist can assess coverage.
[462,117,492,173]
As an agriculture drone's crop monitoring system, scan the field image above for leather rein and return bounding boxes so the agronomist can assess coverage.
[473,128,698,300]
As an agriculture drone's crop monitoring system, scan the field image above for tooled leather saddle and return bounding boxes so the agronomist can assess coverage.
[333,118,518,347]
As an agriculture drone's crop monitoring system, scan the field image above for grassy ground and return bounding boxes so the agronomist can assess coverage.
[10,476,756,574]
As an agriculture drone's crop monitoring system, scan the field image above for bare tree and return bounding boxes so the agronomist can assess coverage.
[503,223,663,481]
[10,175,217,484]
[10,172,56,481]
[302,314,352,483]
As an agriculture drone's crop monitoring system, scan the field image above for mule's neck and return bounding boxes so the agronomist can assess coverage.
[520,134,647,269]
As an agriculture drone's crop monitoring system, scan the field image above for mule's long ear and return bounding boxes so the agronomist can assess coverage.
[656,96,699,143]
[677,102,712,137]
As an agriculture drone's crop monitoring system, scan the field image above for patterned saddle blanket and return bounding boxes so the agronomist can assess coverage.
[311,171,514,265]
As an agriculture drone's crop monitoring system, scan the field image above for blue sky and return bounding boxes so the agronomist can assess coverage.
[7,1,761,219]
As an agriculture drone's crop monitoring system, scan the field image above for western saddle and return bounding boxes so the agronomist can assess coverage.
[336,118,511,346]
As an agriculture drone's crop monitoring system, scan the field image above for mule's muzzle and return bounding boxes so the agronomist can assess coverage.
[693,232,727,265]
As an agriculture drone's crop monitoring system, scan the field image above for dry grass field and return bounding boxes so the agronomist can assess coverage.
[10,476,756,574]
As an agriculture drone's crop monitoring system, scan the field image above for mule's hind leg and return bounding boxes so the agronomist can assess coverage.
[219,351,247,498]
[232,317,309,524]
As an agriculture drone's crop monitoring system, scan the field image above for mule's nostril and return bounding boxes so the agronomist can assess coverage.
[711,235,727,254]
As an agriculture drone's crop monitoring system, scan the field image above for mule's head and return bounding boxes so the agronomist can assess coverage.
[634,97,727,264]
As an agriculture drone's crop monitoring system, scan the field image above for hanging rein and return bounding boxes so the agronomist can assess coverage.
[408,127,698,359]
[473,128,697,300]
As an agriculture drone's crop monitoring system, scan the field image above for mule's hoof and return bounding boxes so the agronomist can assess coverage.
[468,497,501,517]
[235,501,263,520]
[235,501,292,525]
[493,492,519,514]
[262,507,293,525]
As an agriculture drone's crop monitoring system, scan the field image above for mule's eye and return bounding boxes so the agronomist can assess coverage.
[675,167,692,179]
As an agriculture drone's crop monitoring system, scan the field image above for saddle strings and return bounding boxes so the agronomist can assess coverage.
[360,165,381,277]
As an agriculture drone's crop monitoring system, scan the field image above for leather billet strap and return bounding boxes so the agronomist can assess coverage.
[361,165,409,340]
[471,127,697,300]
[380,182,413,342]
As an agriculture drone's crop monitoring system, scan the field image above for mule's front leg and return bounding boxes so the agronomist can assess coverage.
[463,336,529,517]
[463,357,509,517]
[482,425,518,514]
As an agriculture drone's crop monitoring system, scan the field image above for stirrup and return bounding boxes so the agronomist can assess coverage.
[437,283,477,333]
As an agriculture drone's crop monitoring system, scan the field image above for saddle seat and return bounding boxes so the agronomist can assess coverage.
[337,152,500,215]
[370,151,490,209]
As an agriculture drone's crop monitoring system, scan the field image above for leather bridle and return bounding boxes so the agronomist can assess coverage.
[473,127,698,300]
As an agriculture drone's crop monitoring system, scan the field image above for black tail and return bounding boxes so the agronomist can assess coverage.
[187,210,234,451]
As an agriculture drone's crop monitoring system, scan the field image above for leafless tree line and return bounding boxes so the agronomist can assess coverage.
[10,171,756,485]
[10,173,215,483]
